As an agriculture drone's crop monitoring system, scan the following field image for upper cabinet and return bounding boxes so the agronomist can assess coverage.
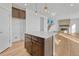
[58,19,70,26]
[19,10,26,19]
[12,7,19,18]
[12,7,26,19]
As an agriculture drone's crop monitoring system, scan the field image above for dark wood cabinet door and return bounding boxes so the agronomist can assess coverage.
[32,36,44,43]
[19,10,26,19]
[32,40,44,56]
[12,7,19,18]
[25,34,44,56]
[12,7,26,19]
[32,42,39,56]
[38,45,44,56]
[25,37,32,54]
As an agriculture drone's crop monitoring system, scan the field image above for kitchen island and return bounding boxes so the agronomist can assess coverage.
[25,31,53,56]
[55,32,79,56]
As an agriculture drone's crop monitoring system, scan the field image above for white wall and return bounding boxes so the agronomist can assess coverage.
[26,9,59,33]
[26,10,40,32]
[12,18,26,42]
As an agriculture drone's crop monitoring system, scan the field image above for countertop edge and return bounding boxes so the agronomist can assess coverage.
[58,33,79,44]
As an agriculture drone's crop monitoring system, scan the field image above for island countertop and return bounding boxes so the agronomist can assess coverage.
[57,32,79,44]
[25,31,54,39]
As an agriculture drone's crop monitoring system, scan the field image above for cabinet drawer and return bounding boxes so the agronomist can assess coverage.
[32,36,38,41]
[32,40,43,46]
[32,36,44,43]
[25,34,31,38]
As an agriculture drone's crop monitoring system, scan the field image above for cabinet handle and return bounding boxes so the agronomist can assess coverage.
[55,39,61,45]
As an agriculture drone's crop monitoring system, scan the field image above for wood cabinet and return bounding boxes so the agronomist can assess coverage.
[19,10,26,19]
[55,34,65,56]
[58,19,70,26]
[12,7,19,18]
[32,36,44,56]
[25,34,44,56]
[55,34,70,56]
[12,7,26,19]
[55,33,79,56]
[25,34,32,54]
[70,40,79,56]
[32,40,43,56]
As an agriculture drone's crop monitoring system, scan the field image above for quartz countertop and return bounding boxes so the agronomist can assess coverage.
[26,31,54,39]
[58,32,79,44]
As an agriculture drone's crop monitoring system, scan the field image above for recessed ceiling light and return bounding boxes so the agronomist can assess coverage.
[70,4,74,7]
[34,10,38,16]
[44,4,48,13]
[24,3,27,6]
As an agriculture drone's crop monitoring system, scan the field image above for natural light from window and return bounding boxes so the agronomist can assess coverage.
[71,24,76,33]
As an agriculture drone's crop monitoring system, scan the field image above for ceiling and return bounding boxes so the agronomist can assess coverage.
[12,3,79,19]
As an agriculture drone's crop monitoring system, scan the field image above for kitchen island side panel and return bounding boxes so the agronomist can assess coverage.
[44,36,53,56]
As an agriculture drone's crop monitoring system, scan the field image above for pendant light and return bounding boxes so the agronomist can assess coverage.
[70,3,74,7]
[24,3,27,6]
[34,10,37,16]
[34,4,38,16]
[44,4,48,13]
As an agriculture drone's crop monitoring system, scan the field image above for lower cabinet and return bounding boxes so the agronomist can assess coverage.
[25,35,32,54]
[25,34,44,56]
[55,34,70,56]
[32,42,39,56]
[55,34,65,56]
[55,34,79,56]
[32,40,44,56]
[70,40,79,56]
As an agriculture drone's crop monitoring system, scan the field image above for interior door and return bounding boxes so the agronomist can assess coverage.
[0,8,10,53]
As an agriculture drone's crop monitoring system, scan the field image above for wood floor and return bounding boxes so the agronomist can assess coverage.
[0,40,30,56]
